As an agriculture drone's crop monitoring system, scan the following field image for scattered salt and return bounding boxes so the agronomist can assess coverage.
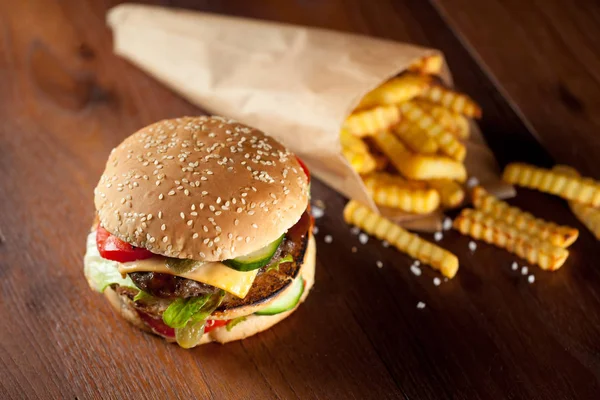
[312,226,319,235]
[468,241,477,252]
[412,260,421,267]
[358,233,369,245]
[324,235,333,244]
[511,262,518,271]
[311,206,325,219]
[466,176,480,188]
[350,226,360,235]
[442,217,453,231]
[382,240,390,248]
[410,265,422,276]
[433,277,441,286]
[433,231,443,242]
[521,266,529,275]
[528,275,535,284]
[376,261,383,269]
[416,302,426,309]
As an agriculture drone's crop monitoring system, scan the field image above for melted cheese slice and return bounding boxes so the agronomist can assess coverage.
[118,258,258,299]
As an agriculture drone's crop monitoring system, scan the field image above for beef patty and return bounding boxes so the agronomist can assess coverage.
[120,211,312,316]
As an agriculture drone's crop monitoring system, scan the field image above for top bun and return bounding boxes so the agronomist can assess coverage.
[94,116,309,261]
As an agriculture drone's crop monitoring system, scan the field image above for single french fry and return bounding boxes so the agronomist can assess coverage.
[340,129,369,153]
[472,186,578,247]
[342,149,376,174]
[553,165,600,240]
[344,200,458,277]
[503,163,600,207]
[363,172,428,191]
[453,209,569,271]
[343,106,400,137]
[357,74,430,109]
[427,179,465,208]
[419,84,482,118]
[451,112,470,140]
[399,101,466,162]
[416,101,456,129]
[392,120,439,154]
[363,175,440,214]
[408,55,443,75]
[373,130,467,182]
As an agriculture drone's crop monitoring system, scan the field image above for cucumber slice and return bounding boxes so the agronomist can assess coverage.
[255,276,304,316]
[223,235,284,271]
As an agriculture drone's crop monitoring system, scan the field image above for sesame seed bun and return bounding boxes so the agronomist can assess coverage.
[104,234,316,345]
[94,116,309,261]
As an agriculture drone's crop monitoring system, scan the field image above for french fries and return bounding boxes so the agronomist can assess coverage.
[344,200,459,277]
[357,74,430,110]
[553,165,600,240]
[342,149,376,174]
[373,130,467,182]
[343,105,400,137]
[472,186,578,248]
[340,129,369,153]
[451,112,470,140]
[503,163,600,207]
[427,179,465,208]
[398,101,466,161]
[453,209,569,271]
[420,84,482,118]
[363,174,440,214]
[392,120,439,154]
[408,55,443,76]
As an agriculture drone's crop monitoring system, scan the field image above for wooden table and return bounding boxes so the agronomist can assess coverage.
[1,1,599,399]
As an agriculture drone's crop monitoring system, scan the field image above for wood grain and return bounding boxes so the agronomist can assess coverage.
[0,0,599,399]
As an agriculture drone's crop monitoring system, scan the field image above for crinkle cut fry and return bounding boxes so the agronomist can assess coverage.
[427,179,465,209]
[408,55,443,76]
[398,101,466,162]
[364,181,440,214]
[392,120,439,154]
[344,200,459,277]
[342,149,376,174]
[343,106,400,137]
[553,165,600,240]
[453,208,569,271]
[503,163,600,207]
[420,84,482,118]
[472,186,578,247]
[357,74,431,110]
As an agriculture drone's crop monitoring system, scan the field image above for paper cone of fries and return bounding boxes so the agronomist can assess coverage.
[108,3,513,231]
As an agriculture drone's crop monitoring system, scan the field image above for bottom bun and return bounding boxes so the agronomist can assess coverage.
[104,233,316,345]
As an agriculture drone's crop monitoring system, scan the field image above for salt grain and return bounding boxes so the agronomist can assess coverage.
[511,262,518,271]
[433,277,441,286]
[416,302,426,309]
[311,206,325,219]
[434,231,443,242]
[521,266,529,275]
[350,226,360,235]
[410,265,422,276]
[324,235,333,244]
[442,217,453,231]
[313,226,319,235]
[382,240,390,248]
[358,233,369,245]
[468,241,477,252]
[528,275,535,284]
[376,261,383,269]
[466,176,480,188]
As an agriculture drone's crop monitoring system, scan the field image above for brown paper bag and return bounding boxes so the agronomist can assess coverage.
[107,4,514,232]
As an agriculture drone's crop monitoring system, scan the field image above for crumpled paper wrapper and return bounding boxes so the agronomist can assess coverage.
[107,4,514,232]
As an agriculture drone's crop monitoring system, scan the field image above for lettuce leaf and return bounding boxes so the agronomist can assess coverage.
[83,232,135,292]
[266,253,294,272]
[163,290,225,329]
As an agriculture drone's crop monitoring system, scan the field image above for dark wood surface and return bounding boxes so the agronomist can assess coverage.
[1,1,599,399]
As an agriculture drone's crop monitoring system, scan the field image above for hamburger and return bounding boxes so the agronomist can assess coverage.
[83,116,315,348]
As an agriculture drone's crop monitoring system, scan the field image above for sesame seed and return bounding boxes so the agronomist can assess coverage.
[161,224,166,231]
[180,212,185,219]
[168,190,175,196]
[252,223,258,228]
[158,194,164,200]
[216,197,221,204]
[187,220,193,226]
[192,233,199,239]
[203,226,208,232]
[158,211,163,219]
[184,189,190,196]
[162,236,168,243]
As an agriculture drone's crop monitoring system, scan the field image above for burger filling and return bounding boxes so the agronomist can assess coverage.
[84,210,312,347]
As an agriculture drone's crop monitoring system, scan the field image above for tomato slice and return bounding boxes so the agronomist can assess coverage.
[295,156,310,184]
[96,225,155,263]
[204,319,228,333]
